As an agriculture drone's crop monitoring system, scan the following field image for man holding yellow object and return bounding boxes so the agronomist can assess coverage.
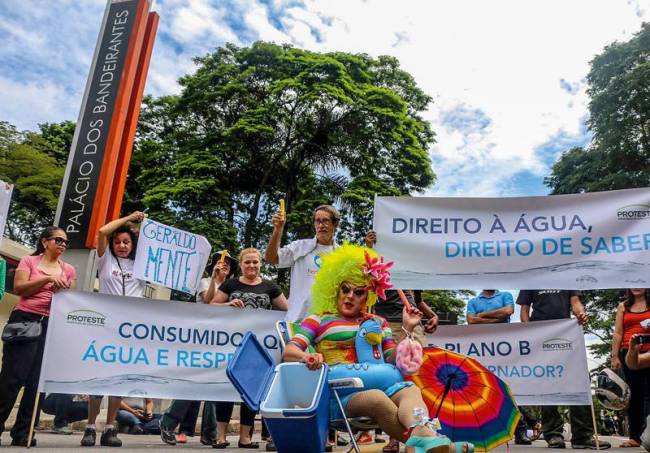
[265,203,339,321]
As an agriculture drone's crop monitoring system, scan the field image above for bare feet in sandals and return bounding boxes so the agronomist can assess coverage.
[620,439,641,448]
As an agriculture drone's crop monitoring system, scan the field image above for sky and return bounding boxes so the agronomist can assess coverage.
[1,0,648,198]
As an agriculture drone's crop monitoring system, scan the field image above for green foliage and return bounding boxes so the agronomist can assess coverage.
[0,121,66,244]
[545,23,650,363]
[420,289,474,321]
[127,42,436,254]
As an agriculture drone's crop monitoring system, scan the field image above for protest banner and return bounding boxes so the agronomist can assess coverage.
[374,188,650,289]
[133,218,211,294]
[426,319,591,405]
[39,290,283,401]
[0,180,13,238]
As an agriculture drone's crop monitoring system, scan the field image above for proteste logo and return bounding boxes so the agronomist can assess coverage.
[66,310,106,327]
[616,204,650,220]
[542,338,573,352]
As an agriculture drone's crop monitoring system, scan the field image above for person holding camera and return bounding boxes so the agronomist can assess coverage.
[612,289,650,448]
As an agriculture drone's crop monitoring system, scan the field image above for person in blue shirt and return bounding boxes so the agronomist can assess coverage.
[466,290,514,324]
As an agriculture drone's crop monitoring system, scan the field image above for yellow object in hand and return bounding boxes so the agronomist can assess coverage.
[280,199,285,213]
[219,250,227,263]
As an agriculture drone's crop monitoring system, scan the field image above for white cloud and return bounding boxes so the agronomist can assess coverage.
[1,0,648,197]
[0,77,79,131]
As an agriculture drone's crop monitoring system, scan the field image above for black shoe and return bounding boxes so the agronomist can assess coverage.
[81,428,97,447]
[201,435,216,446]
[10,437,36,447]
[159,420,177,446]
[129,424,144,435]
[265,440,277,451]
[516,430,533,445]
[547,436,567,449]
[571,439,611,450]
[100,427,123,447]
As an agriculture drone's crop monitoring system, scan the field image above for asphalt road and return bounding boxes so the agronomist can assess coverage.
[0,433,639,453]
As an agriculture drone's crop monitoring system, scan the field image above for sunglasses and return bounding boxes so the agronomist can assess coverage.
[48,237,70,247]
[340,283,368,297]
[314,218,334,226]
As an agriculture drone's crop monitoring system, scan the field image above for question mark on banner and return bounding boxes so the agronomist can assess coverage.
[556,365,564,378]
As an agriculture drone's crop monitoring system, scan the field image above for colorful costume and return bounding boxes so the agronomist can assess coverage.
[288,243,472,453]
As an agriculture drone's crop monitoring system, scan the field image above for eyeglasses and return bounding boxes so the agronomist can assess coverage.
[48,237,70,247]
[340,283,368,297]
[314,218,334,226]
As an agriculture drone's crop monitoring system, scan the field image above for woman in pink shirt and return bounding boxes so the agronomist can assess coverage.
[0,226,76,447]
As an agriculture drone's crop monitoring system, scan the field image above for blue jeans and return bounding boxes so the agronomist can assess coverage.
[116,411,161,434]
[41,394,88,428]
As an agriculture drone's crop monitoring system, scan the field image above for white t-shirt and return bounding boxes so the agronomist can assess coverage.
[97,248,146,297]
[278,238,335,322]
[197,277,221,303]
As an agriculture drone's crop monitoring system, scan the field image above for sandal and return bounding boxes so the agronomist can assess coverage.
[213,440,229,449]
[238,441,260,449]
[357,432,374,445]
[530,422,542,441]
[620,439,641,448]
[383,440,400,452]
[453,442,475,453]
[405,435,451,453]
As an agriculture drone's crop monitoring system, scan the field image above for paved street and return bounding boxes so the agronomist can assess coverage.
[0,433,640,453]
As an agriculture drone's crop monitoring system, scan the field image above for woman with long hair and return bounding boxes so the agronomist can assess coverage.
[81,211,146,448]
[612,288,650,448]
[210,248,287,449]
[0,226,76,446]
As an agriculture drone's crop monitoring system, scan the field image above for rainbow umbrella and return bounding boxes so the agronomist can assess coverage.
[406,347,520,452]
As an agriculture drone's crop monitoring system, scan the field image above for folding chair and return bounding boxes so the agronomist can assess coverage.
[275,321,379,453]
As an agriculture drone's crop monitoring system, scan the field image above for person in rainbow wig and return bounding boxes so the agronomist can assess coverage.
[283,243,473,453]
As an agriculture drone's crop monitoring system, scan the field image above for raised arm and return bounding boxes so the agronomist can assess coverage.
[96,211,145,257]
[611,303,625,369]
[265,210,285,265]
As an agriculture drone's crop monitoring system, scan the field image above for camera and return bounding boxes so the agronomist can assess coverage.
[634,334,650,345]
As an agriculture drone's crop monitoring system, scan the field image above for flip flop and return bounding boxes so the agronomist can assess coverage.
[238,441,260,449]
[213,441,229,449]
[619,440,641,448]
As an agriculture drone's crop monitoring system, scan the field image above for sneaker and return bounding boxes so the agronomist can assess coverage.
[515,429,533,445]
[129,425,145,435]
[81,427,97,447]
[10,437,36,447]
[52,424,73,435]
[571,439,611,450]
[547,436,566,449]
[100,427,123,447]
[159,420,177,446]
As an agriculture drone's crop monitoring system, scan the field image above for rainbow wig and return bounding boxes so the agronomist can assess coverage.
[310,242,392,316]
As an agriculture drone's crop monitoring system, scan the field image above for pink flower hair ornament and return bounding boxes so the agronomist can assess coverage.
[363,251,394,300]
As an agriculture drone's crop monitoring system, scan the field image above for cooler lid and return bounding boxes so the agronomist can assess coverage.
[226,332,275,411]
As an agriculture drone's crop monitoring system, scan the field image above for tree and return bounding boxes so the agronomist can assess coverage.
[127,42,436,254]
[0,121,66,244]
[545,23,650,363]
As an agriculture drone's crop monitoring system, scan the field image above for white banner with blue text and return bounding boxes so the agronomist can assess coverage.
[133,218,211,294]
[39,290,284,401]
[426,319,591,405]
[374,188,650,289]
[0,180,13,238]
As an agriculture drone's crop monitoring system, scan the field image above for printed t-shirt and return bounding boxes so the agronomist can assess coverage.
[14,254,77,316]
[218,278,282,310]
[466,290,514,323]
[97,248,145,297]
[290,314,396,364]
[277,238,335,321]
[516,290,581,321]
